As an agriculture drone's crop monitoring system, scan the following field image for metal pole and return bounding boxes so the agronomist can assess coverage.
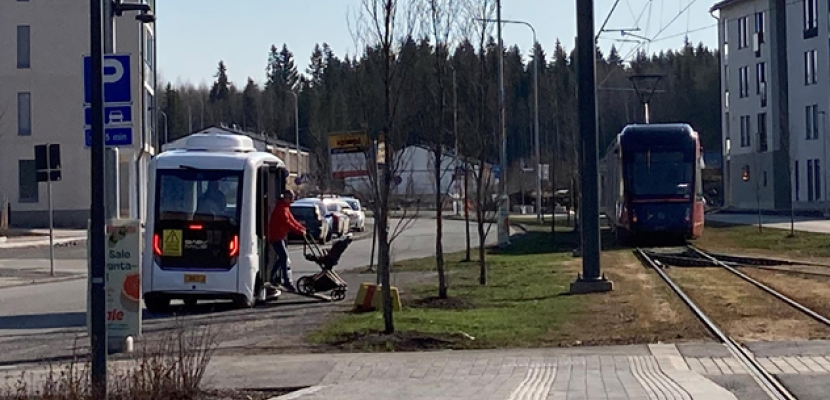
[293,91,300,177]
[496,0,509,246]
[822,111,828,216]
[532,28,541,224]
[575,0,602,281]
[89,0,108,397]
[48,164,54,277]
[103,0,119,220]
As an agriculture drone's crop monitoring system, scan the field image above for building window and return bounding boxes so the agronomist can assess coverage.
[738,17,749,49]
[807,104,819,139]
[754,12,765,39]
[755,63,766,94]
[17,92,31,136]
[18,160,38,203]
[796,160,801,201]
[805,50,818,85]
[17,25,30,69]
[739,66,750,97]
[763,171,768,187]
[740,115,751,147]
[808,159,815,201]
[816,159,822,200]
[758,113,768,152]
[804,0,818,37]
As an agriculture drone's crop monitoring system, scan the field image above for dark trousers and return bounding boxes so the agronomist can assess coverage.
[270,239,292,286]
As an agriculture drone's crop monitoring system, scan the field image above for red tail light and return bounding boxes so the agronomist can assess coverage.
[153,234,162,256]
[188,224,203,230]
[229,235,239,257]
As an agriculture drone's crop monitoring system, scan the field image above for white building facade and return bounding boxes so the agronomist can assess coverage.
[714,0,830,212]
[0,0,157,228]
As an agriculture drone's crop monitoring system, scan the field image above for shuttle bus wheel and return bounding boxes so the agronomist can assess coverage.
[144,294,171,314]
[232,294,255,309]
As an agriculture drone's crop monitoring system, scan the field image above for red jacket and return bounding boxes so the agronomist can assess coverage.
[268,200,306,242]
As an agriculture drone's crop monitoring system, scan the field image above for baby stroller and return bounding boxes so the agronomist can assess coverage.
[297,233,351,301]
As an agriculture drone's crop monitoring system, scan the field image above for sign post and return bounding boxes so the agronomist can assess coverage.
[35,144,61,276]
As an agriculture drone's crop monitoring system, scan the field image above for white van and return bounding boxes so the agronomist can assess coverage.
[142,133,288,313]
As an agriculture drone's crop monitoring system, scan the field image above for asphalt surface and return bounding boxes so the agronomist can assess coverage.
[0,217,497,365]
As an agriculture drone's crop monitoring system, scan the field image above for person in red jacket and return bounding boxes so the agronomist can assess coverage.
[268,189,306,291]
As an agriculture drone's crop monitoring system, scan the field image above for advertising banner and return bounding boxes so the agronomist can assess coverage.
[105,219,141,338]
[329,131,370,179]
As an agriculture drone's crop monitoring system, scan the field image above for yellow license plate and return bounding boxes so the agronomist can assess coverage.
[184,274,206,284]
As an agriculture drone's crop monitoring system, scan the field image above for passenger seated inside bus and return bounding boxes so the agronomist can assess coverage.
[196,181,227,218]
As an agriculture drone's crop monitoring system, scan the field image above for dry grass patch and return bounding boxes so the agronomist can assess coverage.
[667,267,830,342]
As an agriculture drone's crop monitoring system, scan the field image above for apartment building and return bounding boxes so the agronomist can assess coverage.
[0,0,158,228]
[713,0,830,212]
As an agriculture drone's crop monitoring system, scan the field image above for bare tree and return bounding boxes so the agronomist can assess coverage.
[420,0,461,299]
[464,0,497,285]
[350,0,421,334]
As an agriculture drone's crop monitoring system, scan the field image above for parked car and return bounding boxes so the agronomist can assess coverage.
[289,199,330,244]
[321,199,350,238]
[339,197,366,232]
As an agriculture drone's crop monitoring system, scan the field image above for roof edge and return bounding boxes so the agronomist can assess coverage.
[709,0,748,13]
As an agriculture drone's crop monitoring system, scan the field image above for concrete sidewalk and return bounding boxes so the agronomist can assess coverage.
[195,344,738,400]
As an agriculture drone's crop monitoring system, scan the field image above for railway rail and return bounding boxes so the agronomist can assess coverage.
[634,245,830,400]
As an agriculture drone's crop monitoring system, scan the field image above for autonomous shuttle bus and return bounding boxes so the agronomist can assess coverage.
[142,133,289,313]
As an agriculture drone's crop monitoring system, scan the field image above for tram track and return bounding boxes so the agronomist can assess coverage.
[633,246,830,400]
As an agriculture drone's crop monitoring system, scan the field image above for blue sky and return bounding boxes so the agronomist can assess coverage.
[156,0,717,88]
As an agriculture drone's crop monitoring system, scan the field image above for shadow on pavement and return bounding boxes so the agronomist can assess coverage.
[0,312,86,330]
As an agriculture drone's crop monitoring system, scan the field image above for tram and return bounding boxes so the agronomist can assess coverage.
[599,123,705,244]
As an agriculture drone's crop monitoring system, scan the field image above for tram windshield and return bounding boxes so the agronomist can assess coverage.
[625,150,694,199]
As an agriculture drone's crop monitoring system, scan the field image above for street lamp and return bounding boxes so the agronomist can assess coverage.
[285,90,300,178]
[476,17,541,224]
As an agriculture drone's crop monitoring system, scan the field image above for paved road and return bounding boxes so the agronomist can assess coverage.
[0,218,498,365]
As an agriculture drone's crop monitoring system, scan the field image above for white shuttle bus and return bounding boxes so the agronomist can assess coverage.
[142,133,288,313]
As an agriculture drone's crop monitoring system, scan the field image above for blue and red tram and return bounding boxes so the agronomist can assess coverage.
[599,123,705,244]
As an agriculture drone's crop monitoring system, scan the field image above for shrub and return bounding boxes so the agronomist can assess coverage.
[2,322,219,400]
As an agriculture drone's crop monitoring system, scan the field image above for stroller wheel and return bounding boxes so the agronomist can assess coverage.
[297,276,314,295]
[331,289,346,301]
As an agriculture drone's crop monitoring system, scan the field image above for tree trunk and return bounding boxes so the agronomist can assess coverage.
[550,161,556,235]
[476,159,487,285]
[434,146,447,298]
[464,163,471,261]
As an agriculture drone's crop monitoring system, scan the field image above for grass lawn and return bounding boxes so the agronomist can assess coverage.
[309,226,708,351]
[695,221,830,260]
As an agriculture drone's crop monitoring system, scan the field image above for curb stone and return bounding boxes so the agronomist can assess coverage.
[268,386,326,400]
[0,236,86,250]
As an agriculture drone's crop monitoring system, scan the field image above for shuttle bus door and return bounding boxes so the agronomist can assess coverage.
[256,166,270,297]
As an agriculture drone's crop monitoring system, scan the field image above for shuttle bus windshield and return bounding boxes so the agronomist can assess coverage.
[153,169,244,270]
[625,150,694,199]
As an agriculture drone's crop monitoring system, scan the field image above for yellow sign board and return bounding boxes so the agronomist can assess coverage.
[162,229,183,257]
[328,131,369,154]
